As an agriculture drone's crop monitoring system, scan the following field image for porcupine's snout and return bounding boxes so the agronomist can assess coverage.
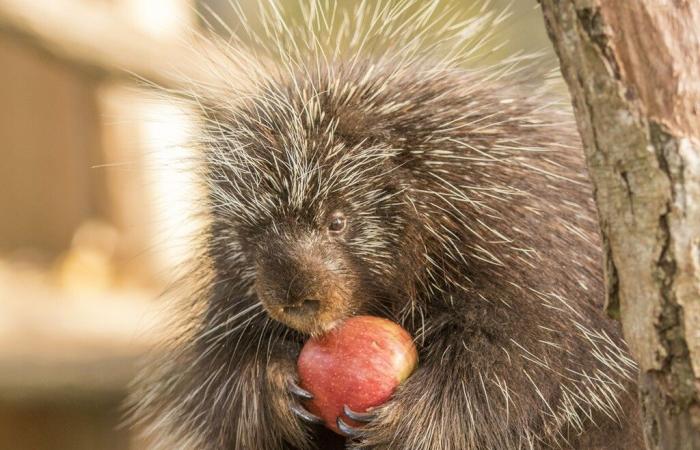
[254,232,357,336]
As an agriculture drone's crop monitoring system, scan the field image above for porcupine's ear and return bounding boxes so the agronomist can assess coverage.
[388,142,422,179]
[365,148,410,210]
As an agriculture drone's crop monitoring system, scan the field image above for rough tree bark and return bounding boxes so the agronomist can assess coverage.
[538,1,700,449]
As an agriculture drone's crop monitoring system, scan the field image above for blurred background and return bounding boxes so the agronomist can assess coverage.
[0,0,551,448]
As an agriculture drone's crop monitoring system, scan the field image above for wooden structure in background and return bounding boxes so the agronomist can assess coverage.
[0,0,209,88]
[0,0,197,449]
[0,35,104,256]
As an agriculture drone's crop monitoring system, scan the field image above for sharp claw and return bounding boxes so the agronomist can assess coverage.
[343,404,376,423]
[291,403,323,425]
[336,416,364,438]
[288,380,313,400]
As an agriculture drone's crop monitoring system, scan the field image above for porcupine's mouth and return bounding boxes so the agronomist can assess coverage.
[260,294,351,337]
[276,311,346,337]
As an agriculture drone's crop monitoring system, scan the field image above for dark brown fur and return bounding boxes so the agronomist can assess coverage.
[129,54,643,450]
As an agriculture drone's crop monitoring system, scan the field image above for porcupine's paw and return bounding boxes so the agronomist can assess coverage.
[262,357,317,449]
[343,369,440,450]
[288,379,324,426]
[288,379,381,442]
[335,404,378,439]
[342,398,410,450]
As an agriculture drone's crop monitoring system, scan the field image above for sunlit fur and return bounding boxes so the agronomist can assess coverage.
[127,1,643,449]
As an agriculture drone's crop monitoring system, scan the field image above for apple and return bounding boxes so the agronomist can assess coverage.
[297,315,418,434]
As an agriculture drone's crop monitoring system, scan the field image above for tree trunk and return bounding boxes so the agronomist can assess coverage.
[537,1,700,448]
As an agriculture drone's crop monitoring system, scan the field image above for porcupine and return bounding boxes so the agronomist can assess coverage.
[128,1,644,449]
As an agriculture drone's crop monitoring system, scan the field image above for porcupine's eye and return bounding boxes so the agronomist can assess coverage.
[327,212,346,234]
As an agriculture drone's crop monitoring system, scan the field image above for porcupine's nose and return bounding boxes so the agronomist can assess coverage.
[255,232,349,332]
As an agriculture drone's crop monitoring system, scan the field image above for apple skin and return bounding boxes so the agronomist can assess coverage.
[297,315,418,434]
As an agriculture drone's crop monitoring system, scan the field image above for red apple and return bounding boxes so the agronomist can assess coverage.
[297,315,418,434]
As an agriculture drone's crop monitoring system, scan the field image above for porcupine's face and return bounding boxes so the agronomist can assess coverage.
[207,94,414,336]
